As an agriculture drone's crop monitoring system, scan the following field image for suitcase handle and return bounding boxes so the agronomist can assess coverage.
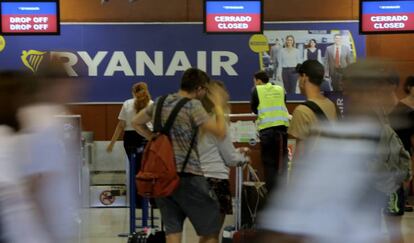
[235,165,243,231]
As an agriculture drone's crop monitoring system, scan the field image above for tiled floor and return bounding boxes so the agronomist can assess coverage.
[78,207,414,243]
[79,207,234,243]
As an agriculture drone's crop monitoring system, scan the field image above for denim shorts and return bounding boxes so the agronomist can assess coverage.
[155,175,222,236]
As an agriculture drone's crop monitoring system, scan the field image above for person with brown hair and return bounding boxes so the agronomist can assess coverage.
[107,82,152,161]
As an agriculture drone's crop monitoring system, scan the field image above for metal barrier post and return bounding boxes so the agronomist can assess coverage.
[129,152,137,234]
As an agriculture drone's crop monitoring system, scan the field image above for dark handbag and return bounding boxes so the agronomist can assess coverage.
[127,232,147,243]
[147,230,166,243]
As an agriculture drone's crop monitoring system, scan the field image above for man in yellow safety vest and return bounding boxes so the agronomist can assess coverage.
[250,71,290,193]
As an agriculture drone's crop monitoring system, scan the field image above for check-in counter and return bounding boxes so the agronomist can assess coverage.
[228,113,261,195]
[228,113,296,195]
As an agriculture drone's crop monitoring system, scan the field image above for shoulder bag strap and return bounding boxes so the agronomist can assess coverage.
[335,104,342,120]
[303,100,329,122]
[181,128,198,173]
[161,97,191,134]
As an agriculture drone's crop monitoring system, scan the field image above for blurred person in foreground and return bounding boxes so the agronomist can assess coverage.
[255,60,411,243]
[389,76,414,157]
[16,61,81,243]
[198,80,250,225]
[0,71,52,243]
[386,75,414,243]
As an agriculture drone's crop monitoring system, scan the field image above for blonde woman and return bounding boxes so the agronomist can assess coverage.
[277,35,302,94]
[198,80,249,222]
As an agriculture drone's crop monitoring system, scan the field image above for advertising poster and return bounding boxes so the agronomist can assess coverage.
[262,29,358,98]
[0,21,365,102]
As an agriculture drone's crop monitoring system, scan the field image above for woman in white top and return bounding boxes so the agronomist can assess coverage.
[198,81,249,220]
[277,35,302,94]
[107,82,152,161]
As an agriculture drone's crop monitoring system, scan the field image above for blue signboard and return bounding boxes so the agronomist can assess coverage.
[206,1,262,14]
[2,2,57,14]
[362,0,414,14]
[0,22,365,102]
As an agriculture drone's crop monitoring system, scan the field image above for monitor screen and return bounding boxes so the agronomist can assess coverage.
[0,0,60,35]
[204,0,263,33]
[360,0,414,34]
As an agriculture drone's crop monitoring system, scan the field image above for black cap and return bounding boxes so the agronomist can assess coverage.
[296,60,324,86]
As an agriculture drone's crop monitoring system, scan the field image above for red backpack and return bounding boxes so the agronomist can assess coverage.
[136,95,197,198]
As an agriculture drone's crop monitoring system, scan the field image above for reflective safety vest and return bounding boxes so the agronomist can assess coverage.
[256,83,289,130]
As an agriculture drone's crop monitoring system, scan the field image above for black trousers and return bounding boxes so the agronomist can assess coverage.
[259,126,288,194]
[331,68,344,92]
[123,131,147,208]
[282,67,299,94]
[123,130,146,162]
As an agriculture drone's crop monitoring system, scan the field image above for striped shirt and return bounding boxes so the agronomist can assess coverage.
[145,93,209,175]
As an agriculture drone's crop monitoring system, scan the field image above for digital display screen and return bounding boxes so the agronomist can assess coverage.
[204,0,263,33]
[360,0,414,34]
[1,0,59,35]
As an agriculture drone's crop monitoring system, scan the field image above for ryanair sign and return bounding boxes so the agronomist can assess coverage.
[0,23,365,102]
[20,50,239,77]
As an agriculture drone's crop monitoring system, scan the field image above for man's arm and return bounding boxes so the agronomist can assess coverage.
[324,47,330,76]
[132,109,152,140]
[107,120,126,152]
[345,46,354,65]
[250,87,259,114]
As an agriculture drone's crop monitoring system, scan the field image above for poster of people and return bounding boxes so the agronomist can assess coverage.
[261,30,357,95]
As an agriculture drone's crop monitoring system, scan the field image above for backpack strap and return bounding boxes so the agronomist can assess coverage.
[153,95,168,133]
[335,104,342,120]
[303,100,329,122]
[154,96,196,173]
[181,128,198,173]
[161,97,191,134]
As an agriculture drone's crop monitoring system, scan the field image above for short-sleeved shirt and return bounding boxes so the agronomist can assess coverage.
[288,98,337,140]
[144,93,209,175]
[119,98,153,131]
